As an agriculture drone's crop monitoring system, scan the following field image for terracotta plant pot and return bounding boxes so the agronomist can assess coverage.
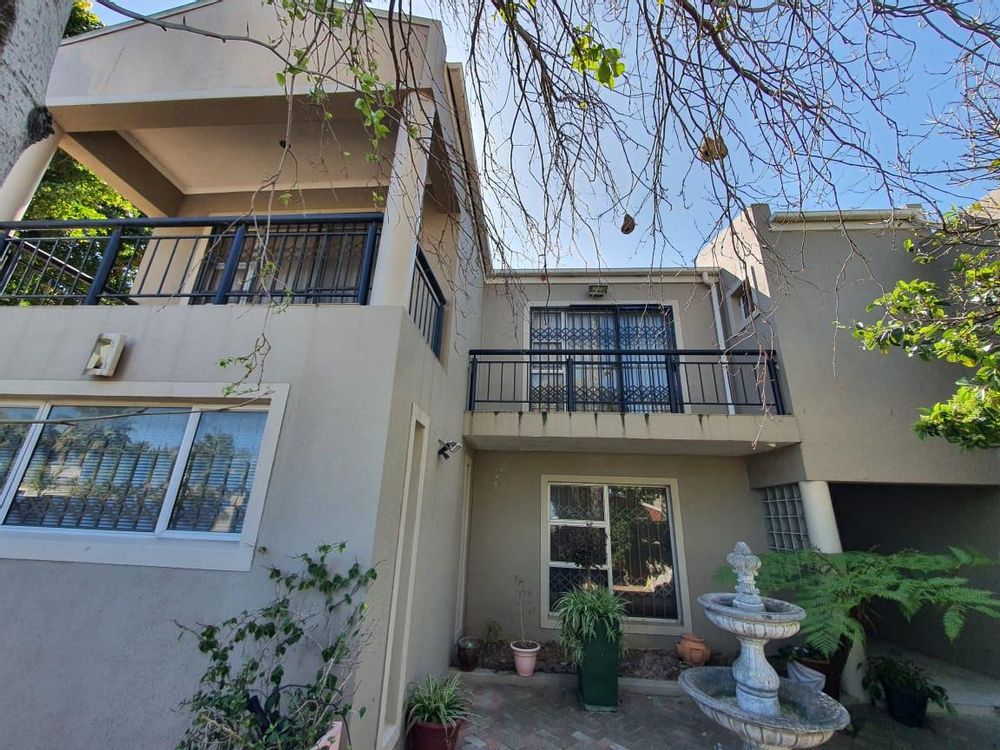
[675,632,711,666]
[511,640,541,676]
[408,719,466,750]
[456,637,483,672]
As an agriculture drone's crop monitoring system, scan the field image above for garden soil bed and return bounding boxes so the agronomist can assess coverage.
[454,640,734,681]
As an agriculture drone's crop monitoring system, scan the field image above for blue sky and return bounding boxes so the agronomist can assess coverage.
[93,1,991,268]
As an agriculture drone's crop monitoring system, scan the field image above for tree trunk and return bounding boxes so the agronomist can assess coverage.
[0,0,74,184]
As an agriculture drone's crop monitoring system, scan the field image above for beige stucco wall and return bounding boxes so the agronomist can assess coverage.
[0,303,416,749]
[831,483,1000,678]
[463,450,767,655]
[356,204,484,748]
[700,206,1000,486]
[480,275,721,351]
[48,1,438,105]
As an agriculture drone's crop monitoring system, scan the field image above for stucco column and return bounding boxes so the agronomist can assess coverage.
[369,92,435,307]
[798,480,865,702]
[0,127,62,221]
[798,480,842,553]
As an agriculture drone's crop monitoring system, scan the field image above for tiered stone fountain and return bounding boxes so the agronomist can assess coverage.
[679,543,849,750]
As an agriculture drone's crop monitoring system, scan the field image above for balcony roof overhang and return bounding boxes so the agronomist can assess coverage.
[463,411,801,456]
[41,0,471,221]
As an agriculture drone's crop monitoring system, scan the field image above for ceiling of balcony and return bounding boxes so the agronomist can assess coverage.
[123,119,389,195]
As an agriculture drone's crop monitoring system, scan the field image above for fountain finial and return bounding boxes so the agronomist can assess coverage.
[727,542,765,612]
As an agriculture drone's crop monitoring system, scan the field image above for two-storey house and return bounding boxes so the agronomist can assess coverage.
[0,2,996,748]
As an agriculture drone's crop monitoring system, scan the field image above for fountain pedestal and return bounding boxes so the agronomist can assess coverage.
[679,543,849,750]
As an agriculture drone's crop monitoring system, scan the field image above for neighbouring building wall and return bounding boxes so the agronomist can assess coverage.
[464,451,767,655]
[0,304,409,749]
[831,483,1000,679]
[700,205,1000,487]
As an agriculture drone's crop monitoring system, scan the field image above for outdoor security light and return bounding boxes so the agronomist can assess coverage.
[437,440,462,459]
[84,333,126,377]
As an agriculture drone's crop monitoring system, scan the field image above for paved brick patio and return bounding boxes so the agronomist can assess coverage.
[459,682,1000,750]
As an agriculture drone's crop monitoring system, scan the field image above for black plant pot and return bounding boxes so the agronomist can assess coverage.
[578,624,619,711]
[456,640,482,672]
[884,684,928,728]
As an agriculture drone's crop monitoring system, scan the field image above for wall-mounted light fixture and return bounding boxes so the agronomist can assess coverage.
[587,283,608,298]
[437,440,462,460]
[84,333,126,377]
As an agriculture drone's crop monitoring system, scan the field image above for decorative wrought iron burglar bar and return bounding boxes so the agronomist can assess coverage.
[528,306,683,413]
[0,214,383,306]
[467,304,786,414]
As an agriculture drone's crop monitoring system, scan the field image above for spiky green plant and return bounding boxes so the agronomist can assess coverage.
[405,674,473,730]
[554,585,628,665]
[728,547,1000,658]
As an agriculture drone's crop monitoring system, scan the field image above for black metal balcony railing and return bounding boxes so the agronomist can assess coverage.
[467,349,786,415]
[0,214,382,306]
[409,249,445,357]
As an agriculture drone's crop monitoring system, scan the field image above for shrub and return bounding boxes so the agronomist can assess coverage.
[863,654,955,715]
[176,544,377,750]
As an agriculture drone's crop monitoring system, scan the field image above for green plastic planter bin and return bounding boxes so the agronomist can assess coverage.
[578,625,619,711]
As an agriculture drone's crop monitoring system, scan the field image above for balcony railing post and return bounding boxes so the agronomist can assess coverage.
[84,228,123,305]
[565,356,576,412]
[467,356,479,411]
[356,221,380,304]
[213,223,248,305]
[0,232,17,293]
[766,354,786,415]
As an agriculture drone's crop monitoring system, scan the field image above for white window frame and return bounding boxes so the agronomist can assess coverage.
[540,474,692,636]
[0,381,288,571]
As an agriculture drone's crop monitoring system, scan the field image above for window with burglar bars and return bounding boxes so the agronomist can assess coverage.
[760,484,811,551]
[529,305,681,413]
[545,482,681,621]
[0,404,267,536]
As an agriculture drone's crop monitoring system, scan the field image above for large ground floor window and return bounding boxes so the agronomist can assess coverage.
[0,404,266,536]
[545,480,681,621]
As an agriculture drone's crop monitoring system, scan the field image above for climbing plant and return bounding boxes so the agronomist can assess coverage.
[176,543,377,750]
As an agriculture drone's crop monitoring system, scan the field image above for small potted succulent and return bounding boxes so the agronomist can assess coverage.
[554,584,627,711]
[510,576,541,676]
[456,636,483,672]
[863,654,955,727]
[406,674,473,750]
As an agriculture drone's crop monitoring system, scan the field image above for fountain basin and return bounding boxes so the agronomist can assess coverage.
[699,593,806,640]
[679,667,849,749]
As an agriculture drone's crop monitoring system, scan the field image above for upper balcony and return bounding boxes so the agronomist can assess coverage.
[0,214,382,306]
[0,214,446,357]
[464,278,799,455]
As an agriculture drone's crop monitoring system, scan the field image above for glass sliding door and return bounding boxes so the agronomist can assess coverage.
[530,305,680,412]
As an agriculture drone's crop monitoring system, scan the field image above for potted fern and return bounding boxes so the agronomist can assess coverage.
[406,674,472,750]
[554,584,627,711]
[863,654,955,727]
[743,546,1000,700]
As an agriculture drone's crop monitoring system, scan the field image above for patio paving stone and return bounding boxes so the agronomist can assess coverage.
[459,682,1000,749]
